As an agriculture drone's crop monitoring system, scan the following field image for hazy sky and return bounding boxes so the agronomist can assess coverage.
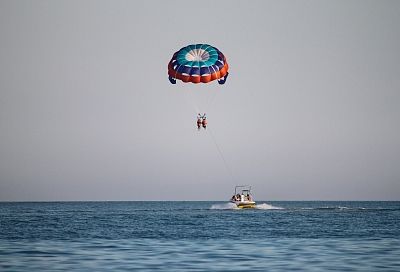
[0,0,399,201]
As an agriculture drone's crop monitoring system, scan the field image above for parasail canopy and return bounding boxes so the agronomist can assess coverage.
[168,44,229,84]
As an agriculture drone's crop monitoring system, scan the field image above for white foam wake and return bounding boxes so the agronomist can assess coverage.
[255,203,284,210]
[210,203,239,210]
[210,202,284,210]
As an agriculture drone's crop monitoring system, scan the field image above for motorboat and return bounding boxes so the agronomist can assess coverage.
[230,185,256,209]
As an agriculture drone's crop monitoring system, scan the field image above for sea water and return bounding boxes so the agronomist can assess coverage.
[0,201,399,271]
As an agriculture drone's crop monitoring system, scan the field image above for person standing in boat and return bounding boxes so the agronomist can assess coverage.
[247,193,252,201]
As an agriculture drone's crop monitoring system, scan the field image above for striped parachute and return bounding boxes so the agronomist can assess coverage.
[168,44,229,84]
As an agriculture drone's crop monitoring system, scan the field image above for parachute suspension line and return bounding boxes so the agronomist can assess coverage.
[183,89,200,115]
[204,89,219,114]
[207,127,237,184]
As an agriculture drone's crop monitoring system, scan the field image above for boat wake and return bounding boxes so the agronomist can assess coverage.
[210,203,239,210]
[210,203,284,210]
[210,203,393,211]
[255,203,284,210]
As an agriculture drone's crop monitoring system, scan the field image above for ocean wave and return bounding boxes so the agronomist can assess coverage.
[312,206,366,211]
[294,206,389,211]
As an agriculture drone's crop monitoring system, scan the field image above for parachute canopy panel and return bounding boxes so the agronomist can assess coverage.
[168,44,229,84]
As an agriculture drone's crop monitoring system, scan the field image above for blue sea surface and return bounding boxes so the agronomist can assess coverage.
[0,201,399,271]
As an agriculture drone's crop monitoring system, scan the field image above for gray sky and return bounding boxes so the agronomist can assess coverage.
[0,0,399,201]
